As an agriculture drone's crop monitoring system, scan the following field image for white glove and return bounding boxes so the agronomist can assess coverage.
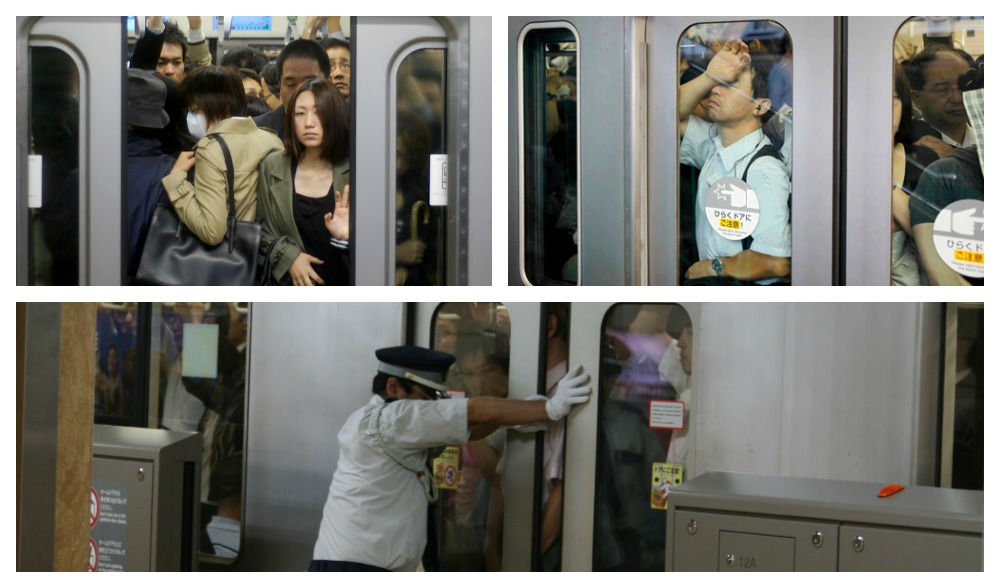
[511,395,549,433]
[546,365,591,421]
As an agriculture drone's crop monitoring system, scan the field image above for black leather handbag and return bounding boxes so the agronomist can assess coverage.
[136,134,261,286]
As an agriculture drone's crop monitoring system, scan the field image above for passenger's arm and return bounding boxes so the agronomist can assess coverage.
[162,143,229,246]
[129,17,166,71]
[539,479,563,553]
[678,40,750,137]
[891,143,912,235]
[186,17,212,67]
[913,223,972,286]
[685,250,790,281]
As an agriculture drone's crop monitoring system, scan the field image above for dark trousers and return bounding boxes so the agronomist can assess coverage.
[308,560,391,572]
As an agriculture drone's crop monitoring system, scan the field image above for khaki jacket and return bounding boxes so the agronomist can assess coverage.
[162,117,282,246]
[257,150,350,284]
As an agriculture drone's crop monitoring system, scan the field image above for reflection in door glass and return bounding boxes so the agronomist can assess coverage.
[948,305,983,489]
[595,304,692,571]
[30,47,80,285]
[396,48,447,285]
[892,17,984,286]
[148,303,249,561]
[94,304,140,425]
[431,303,509,570]
[677,22,792,285]
[521,27,579,285]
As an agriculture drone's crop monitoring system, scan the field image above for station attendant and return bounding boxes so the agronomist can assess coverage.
[310,345,592,571]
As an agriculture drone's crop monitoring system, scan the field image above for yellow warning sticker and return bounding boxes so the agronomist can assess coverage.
[651,462,684,510]
[954,250,984,264]
[719,218,742,230]
[433,446,461,490]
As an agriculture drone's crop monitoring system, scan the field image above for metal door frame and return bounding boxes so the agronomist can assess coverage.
[17,16,124,285]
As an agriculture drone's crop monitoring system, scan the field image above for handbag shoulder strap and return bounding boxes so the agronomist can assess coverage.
[208,133,239,252]
[207,133,237,221]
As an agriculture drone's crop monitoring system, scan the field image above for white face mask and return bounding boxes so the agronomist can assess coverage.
[186,111,209,139]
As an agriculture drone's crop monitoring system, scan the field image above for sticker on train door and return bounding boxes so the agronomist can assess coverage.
[649,400,684,430]
[651,462,683,510]
[704,178,760,240]
[932,200,984,279]
[433,446,461,490]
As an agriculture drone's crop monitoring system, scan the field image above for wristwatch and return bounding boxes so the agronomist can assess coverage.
[711,258,724,277]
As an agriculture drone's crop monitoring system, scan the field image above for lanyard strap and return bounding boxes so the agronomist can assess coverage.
[367,401,439,503]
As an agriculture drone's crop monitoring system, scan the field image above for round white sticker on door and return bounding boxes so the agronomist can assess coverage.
[704,177,760,241]
[932,200,984,279]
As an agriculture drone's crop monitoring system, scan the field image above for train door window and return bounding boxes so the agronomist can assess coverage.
[940,303,983,489]
[147,302,250,562]
[395,48,447,285]
[891,17,984,286]
[28,46,81,285]
[519,25,579,285]
[677,21,792,285]
[595,304,692,571]
[533,303,570,570]
[430,303,510,570]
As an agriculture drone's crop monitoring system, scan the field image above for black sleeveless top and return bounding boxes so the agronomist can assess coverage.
[292,160,348,286]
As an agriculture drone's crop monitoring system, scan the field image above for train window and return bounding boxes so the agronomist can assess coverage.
[519,25,579,285]
[29,46,81,285]
[148,302,250,562]
[677,21,792,285]
[891,17,984,286]
[533,303,570,570]
[395,48,447,285]
[430,303,510,570]
[594,304,692,571]
[942,303,983,489]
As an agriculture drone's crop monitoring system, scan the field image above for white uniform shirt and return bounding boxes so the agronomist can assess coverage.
[313,395,470,571]
[680,116,792,281]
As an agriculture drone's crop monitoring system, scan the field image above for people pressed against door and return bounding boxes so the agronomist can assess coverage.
[258,78,351,286]
[431,303,511,571]
[595,304,692,571]
[892,17,984,286]
[677,23,792,285]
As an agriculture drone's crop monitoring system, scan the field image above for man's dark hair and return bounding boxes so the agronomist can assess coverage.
[246,96,271,118]
[261,62,280,94]
[283,78,349,163]
[546,302,570,342]
[222,46,269,74]
[235,67,262,86]
[665,307,693,340]
[178,66,248,123]
[276,39,332,79]
[905,45,968,92]
[323,38,352,53]
[371,372,422,396]
[163,23,188,62]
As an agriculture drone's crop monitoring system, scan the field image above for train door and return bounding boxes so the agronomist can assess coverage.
[845,17,985,285]
[411,302,543,570]
[16,17,123,285]
[558,302,699,570]
[510,17,639,285]
[354,17,491,286]
[646,17,837,285]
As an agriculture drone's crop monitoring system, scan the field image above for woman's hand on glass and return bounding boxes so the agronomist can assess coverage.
[324,185,350,240]
[396,239,426,264]
[289,252,326,286]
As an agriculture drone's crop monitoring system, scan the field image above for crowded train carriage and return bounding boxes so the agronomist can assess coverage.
[16,16,492,286]
[18,302,984,571]
[509,16,985,285]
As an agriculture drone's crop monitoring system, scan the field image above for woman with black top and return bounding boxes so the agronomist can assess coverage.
[257,78,351,286]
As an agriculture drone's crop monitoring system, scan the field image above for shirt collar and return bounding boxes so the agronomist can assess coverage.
[714,126,767,172]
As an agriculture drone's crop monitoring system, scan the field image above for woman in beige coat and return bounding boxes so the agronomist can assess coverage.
[162,66,282,246]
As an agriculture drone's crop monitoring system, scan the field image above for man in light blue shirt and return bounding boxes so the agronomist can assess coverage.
[679,40,791,284]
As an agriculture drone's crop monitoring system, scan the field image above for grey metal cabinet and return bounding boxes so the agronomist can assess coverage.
[667,471,983,572]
